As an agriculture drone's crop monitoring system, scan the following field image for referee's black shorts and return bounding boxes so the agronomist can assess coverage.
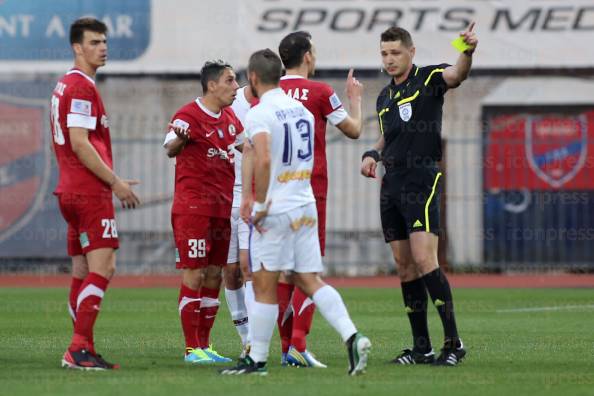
[380,166,443,242]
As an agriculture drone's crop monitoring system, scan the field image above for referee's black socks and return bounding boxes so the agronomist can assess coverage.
[401,278,432,353]
[422,268,460,347]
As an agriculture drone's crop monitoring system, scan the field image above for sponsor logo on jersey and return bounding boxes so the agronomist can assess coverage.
[70,99,92,116]
[207,147,234,163]
[277,170,312,183]
[173,119,190,130]
[329,93,342,110]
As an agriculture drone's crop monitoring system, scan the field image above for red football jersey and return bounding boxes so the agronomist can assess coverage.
[280,75,347,199]
[167,98,243,218]
[50,69,113,196]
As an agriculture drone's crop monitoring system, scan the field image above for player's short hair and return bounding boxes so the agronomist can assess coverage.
[200,60,233,93]
[380,27,413,48]
[278,31,312,69]
[248,49,282,85]
[70,18,108,45]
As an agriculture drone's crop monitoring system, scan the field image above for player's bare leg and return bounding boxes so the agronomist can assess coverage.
[62,248,117,370]
[389,240,434,364]
[292,273,370,376]
[409,232,465,365]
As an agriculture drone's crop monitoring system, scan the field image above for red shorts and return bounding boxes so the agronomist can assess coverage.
[315,196,327,256]
[57,193,119,256]
[172,214,231,269]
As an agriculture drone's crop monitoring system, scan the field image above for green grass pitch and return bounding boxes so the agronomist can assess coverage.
[1,287,593,396]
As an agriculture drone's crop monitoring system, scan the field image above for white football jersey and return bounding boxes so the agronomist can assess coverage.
[230,87,251,207]
[244,87,316,215]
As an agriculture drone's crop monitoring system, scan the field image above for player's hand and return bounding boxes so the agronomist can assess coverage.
[460,21,478,54]
[240,197,253,224]
[361,157,378,178]
[345,69,363,102]
[252,201,271,234]
[168,123,191,142]
[112,177,141,209]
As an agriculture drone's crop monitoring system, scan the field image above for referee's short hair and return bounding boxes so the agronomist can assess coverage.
[380,27,413,48]
[248,49,282,85]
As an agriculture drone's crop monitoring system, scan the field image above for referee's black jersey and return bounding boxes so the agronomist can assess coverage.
[376,64,450,171]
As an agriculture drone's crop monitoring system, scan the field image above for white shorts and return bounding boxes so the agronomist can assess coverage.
[227,207,250,264]
[250,203,323,273]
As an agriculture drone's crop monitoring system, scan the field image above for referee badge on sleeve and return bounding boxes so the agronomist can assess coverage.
[399,103,412,122]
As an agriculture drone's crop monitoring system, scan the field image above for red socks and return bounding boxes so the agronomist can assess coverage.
[277,283,295,354]
[178,284,201,351]
[68,277,84,324]
[291,287,316,352]
[197,287,220,349]
[68,272,109,353]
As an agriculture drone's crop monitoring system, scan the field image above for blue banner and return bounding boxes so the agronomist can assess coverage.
[0,0,150,60]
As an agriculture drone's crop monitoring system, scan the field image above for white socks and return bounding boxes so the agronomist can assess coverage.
[224,287,249,346]
[248,301,278,363]
[312,285,357,342]
[244,281,255,343]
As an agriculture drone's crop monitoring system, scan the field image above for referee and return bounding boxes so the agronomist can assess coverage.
[361,24,478,366]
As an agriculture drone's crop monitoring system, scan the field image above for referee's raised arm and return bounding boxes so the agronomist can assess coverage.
[442,22,479,88]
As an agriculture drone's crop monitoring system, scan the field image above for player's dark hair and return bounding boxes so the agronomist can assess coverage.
[278,31,312,69]
[200,59,233,93]
[380,27,413,48]
[248,49,282,85]
[70,18,108,45]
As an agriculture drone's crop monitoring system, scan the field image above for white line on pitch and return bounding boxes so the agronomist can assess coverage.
[496,304,594,313]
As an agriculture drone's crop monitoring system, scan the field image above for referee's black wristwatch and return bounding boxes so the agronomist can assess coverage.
[362,149,381,162]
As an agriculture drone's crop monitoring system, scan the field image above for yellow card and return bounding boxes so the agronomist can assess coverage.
[451,36,472,53]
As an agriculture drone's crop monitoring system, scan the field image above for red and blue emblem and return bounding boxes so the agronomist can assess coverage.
[0,96,51,243]
[525,115,588,188]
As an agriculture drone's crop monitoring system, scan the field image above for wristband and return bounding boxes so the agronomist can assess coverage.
[362,149,381,162]
[253,201,267,213]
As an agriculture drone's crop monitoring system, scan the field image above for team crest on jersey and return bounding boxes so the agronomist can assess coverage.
[228,124,236,136]
[525,115,587,188]
[399,103,412,122]
[0,97,51,244]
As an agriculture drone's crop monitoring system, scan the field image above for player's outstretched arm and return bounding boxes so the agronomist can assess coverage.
[70,127,140,208]
[240,140,255,223]
[336,68,363,139]
[360,135,385,179]
[443,21,478,89]
[164,123,190,158]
